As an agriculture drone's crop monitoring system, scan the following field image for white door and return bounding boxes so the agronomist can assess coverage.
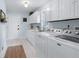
[8,16,19,40]
[8,15,27,40]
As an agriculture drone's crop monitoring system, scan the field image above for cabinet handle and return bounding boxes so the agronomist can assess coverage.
[57,43,61,46]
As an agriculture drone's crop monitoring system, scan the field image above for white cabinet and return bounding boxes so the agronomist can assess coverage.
[40,36,48,57]
[35,33,79,58]
[58,0,79,20]
[58,0,75,20]
[40,10,48,30]
[49,0,59,21]
[41,3,51,21]
[74,0,79,18]
[47,0,79,21]
[48,38,79,58]
[40,0,79,21]
[26,31,37,47]
[36,34,79,57]
[29,11,41,23]
[48,38,58,57]
[36,35,48,57]
[40,0,59,21]
[57,42,79,58]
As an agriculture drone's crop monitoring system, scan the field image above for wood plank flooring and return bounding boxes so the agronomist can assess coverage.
[5,45,26,58]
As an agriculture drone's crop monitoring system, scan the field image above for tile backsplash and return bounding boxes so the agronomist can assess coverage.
[48,19,79,30]
[30,23,41,31]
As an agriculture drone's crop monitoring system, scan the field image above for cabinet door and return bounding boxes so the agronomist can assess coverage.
[49,0,59,21]
[36,35,48,57]
[56,41,79,58]
[44,10,50,22]
[29,11,40,23]
[48,39,60,58]
[59,0,75,20]
[74,0,79,18]
[33,11,40,23]
[29,15,34,23]
[48,38,79,58]
[30,14,36,23]
[40,36,48,57]
[43,3,51,22]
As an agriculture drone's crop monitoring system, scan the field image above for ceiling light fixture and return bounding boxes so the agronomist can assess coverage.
[46,8,50,11]
[24,4,28,7]
[23,0,30,8]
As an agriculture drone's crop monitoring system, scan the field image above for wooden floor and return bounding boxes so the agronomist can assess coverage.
[5,45,26,58]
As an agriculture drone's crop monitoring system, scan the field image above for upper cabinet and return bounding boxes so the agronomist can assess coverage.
[40,3,50,25]
[29,0,79,22]
[49,0,59,21]
[58,0,75,20]
[47,0,79,21]
[49,0,75,21]
[29,11,41,23]
[40,0,59,21]
[74,0,79,18]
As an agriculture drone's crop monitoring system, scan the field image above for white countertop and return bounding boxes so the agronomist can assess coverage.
[33,31,79,50]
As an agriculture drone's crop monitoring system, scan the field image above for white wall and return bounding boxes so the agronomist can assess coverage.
[0,0,7,57]
[0,24,7,57]
[7,12,29,40]
[0,0,6,13]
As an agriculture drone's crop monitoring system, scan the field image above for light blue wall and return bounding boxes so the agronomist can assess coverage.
[48,20,79,29]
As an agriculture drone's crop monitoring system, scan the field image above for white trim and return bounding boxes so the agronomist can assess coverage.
[0,45,7,58]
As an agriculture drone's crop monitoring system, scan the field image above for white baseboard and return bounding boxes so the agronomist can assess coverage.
[22,39,36,58]
[0,46,7,58]
[6,38,37,58]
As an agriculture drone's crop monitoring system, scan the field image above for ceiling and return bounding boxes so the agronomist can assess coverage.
[5,0,49,14]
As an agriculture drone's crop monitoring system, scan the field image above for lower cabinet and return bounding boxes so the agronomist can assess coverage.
[48,39,79,58]
[57,43,79,58]
[36,34,79,58]
[35,35,48,57]
[48,38,58,57]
